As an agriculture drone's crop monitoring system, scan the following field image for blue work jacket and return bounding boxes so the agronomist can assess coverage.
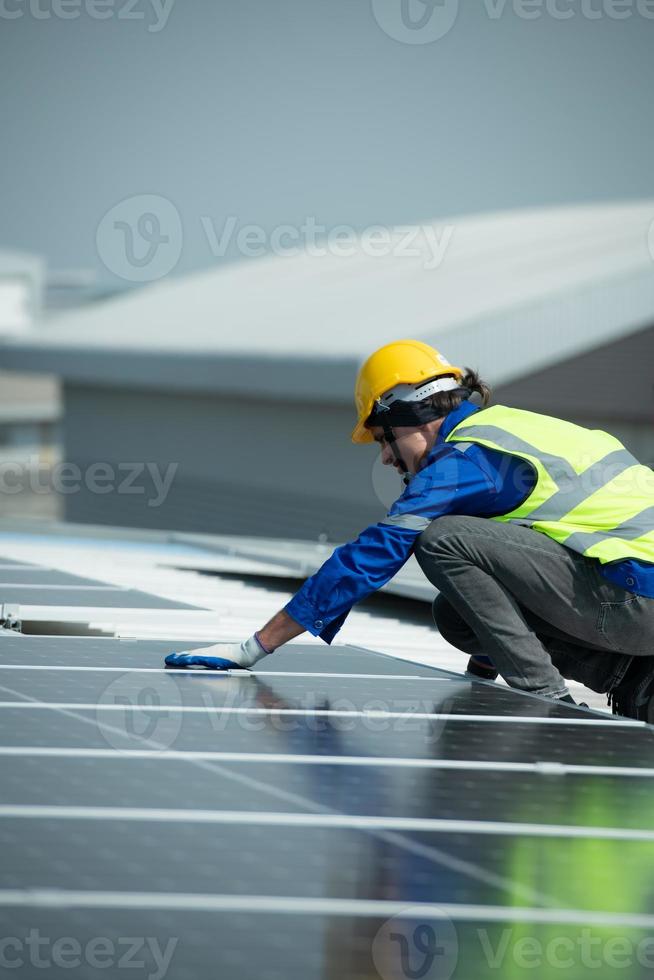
[285,401,654,643]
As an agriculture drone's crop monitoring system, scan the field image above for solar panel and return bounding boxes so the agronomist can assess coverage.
[0,636,437,674]
[0,587,206,609]
[1,631,653,979]
[0,560,208,611]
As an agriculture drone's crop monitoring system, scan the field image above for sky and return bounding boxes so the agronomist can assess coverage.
[1,0,653,287]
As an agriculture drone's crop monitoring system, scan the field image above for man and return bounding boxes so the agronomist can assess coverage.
[166,339,654,720]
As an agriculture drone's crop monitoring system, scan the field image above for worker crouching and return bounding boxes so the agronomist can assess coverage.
[167,339,654,722]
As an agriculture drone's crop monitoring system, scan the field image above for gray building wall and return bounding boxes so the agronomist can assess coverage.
[63,384,387,540]
[62,323,654,541]
[497,322,654,465]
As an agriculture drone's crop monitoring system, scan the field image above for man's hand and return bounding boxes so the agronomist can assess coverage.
[164,610,306,671]
[165,633,271,671]
[256,609,305,651]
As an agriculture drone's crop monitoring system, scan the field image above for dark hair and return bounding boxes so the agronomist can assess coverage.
[420,368,491,417]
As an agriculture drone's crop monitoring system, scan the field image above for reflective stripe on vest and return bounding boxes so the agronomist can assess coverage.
[445,405,654,566]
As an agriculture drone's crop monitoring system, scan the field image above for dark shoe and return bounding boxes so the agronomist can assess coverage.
[607,658,654,722]
[465,656,499,681]
[558,694,589,709]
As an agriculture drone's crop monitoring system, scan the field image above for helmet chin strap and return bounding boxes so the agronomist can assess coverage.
[382,422,411,486]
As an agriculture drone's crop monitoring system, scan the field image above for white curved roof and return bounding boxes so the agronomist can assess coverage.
[1,201,653,399]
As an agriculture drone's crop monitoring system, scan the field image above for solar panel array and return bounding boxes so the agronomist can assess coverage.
[1,548,653,979]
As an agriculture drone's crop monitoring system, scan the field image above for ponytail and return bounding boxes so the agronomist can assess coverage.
[460,368,491,407]
[419,368,491,417]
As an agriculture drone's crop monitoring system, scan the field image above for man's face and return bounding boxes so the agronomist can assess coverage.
[370,420,443,476]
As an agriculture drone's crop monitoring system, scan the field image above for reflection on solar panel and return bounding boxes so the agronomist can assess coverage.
[1,630,653,980]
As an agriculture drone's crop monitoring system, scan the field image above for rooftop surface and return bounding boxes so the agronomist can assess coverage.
[0,521,652,978]
[0,519,612,708]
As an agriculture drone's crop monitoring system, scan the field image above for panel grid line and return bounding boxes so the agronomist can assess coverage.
[0,701,633,725]
[1,805,652,841]
[0,890,652,929]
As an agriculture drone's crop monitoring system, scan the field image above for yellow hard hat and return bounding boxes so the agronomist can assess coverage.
[351,339,464,444]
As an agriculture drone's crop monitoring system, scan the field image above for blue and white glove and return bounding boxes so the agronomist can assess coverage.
[165,633,272,671]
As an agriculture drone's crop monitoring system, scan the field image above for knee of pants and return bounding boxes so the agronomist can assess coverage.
[415,515,475,572]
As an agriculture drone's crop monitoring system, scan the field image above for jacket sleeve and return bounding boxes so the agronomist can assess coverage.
[284,521,420,643]
[285,445,502,644]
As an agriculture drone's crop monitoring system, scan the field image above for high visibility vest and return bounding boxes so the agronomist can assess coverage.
[445,404,654,566]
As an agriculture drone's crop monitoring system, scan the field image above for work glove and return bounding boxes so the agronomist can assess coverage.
[165,633,272,671]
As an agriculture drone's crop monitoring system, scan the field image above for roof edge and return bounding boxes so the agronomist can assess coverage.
[0,347,356,401]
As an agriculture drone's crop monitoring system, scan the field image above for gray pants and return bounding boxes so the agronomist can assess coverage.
[414,515,654,698]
